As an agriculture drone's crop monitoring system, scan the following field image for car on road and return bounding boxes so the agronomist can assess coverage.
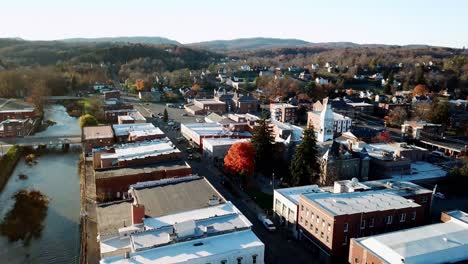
[258,213,276,232]
[181,113,188,116]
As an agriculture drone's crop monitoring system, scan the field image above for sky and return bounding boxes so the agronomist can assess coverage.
[1,0,467,48]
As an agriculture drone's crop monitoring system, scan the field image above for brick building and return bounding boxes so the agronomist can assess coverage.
[270,103,297,123]
[349,210,468,264]
[103,90,121,100]
[0,108,36,122]
[232,93,258,114]
[82,125,115,153]
[105,109,145,124]
[94,160,192,201]
[297,183,432,257]
[184,99,226,115]
[112,123,164,143]
[0,119,34,137]
[92,139,182,170]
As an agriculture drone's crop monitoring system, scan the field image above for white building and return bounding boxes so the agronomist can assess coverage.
[273,185,323,238]
[307,98,346,142]
[315,77,329,85]
[100,202,265,264]
[202,138,251,159]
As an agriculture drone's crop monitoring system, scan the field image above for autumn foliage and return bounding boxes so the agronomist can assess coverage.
[135,79,145,91]
[413,84,429,96]
[224,142,255,177]
[372,131,393,143]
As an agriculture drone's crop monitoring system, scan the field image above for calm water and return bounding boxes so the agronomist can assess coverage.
[0,105,81,264]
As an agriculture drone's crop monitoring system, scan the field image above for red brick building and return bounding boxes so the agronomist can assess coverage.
[103,90,121,100]
[297,186,432,257]
[0,119,34,137]
[270,103,297,123]
[82,125,115,153]
[0,108,36,122]
[94,160,192,201]
[92,140,182,170]
[349,210,468,264]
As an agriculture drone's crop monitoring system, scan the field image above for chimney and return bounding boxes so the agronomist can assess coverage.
[132,204,145,225]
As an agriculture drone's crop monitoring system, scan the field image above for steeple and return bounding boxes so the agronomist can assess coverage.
[318,97,334,142]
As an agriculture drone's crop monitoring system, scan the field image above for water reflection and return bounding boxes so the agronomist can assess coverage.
[0,190,49,246]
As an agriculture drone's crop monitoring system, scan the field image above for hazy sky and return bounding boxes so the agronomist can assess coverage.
[1,0,467,48]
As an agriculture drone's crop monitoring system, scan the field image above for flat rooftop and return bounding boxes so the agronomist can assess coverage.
[94,160,191,180]
[130,176,226,218]
[100,230,264,264]
[112,123,158,137]
[202,137,250,147]
[354,211,468,264]
[83,125,114,140]
[302,190,421,216]
[275,185,322,205]
[182,123,251,137]
[97,200,133,236]
[100,139,180,161]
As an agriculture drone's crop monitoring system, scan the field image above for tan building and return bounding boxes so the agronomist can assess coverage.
[184,99,226,115]
[82,125,115,153]
[297,183,432,257]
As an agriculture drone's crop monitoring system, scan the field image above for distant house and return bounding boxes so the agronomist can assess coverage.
[0,119,34,138]
[315,77,329,85]
[299,70,311,81]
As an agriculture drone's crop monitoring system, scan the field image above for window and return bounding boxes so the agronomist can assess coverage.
[411,211,417,220]
[306,209,309,217]
[301,205,304,211]
[369,218,374,228]
[311,213,314,220]
[316,215,320,223]
[385,215,393,225]
[326,236,329,243]
[354,257,360,263]
[400,213,406,222]
[305,220,308,226]
[252,255,258,264]
[237,257,243,264]
[343,236,348,245]
[344,223,349,232]
[310,223,313,229]
[315,227,318,234]
[300,217,303,223]
[360,219,366,229]
[320,231,324,238]
[327,223,331,232]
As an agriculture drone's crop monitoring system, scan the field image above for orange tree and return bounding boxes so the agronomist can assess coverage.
[224,142,255,184]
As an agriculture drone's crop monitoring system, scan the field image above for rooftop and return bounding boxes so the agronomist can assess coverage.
[97,200,133,236]
[100,139,179,162]
[354,211,468,264]
[302,190,421,216]
[129,176,226,218]
[83,125,114,140]
[275,185,322,205]
[94,160,190,180]
[202,137,250,147]
[182,123,251,137]
[270,103,297,108]
[0,98,35,111]
[112,123,159,137]
[100,229,263,264]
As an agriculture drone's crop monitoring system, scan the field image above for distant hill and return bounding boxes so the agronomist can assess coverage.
[61,36,180,45]
[0,38,220,68]
[188,37,312,51]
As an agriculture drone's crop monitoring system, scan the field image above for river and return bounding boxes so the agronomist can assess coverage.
[0,105,81,264]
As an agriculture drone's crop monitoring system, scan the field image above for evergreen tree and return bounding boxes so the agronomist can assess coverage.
[289,126,320,186]
[251,118,273,175]
[163,108,169,122]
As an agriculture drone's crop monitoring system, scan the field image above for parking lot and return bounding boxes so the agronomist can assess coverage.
[134,102,201,124]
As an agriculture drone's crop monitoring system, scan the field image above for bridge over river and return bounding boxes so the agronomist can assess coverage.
[0,135,82,147]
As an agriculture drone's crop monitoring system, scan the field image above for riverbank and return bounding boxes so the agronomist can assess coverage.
[0,146,23,192]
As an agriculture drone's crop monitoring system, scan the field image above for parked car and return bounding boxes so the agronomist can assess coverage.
[258,214,276,232]
[195,118,203,123]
